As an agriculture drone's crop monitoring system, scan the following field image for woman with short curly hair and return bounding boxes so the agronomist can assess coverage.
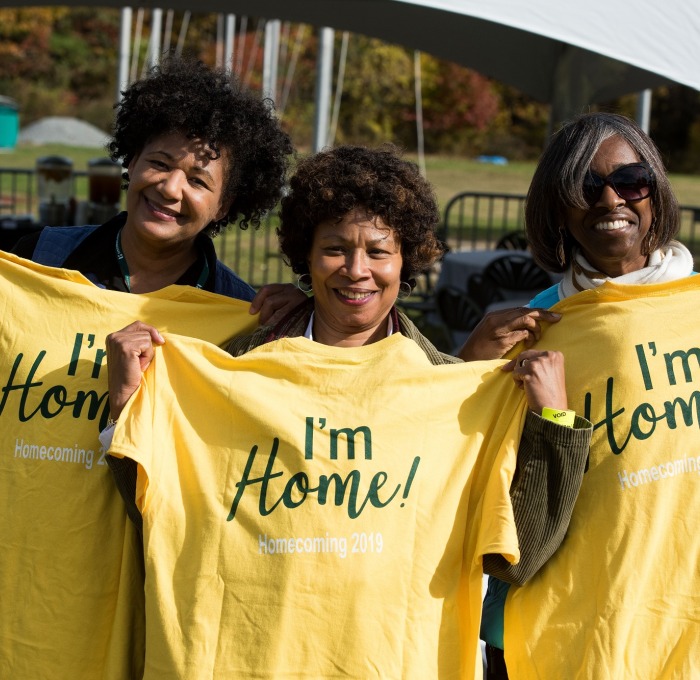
[106,144,591,676]
[14,56,302,319]
[278,144,445,286]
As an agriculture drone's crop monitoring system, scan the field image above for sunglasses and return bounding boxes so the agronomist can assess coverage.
[582,162,655,206]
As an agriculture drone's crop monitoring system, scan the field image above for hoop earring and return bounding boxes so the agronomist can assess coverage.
[397,281,413,300]
[296,273,313,293]
[642,220,656,256]
[556,228,567,267]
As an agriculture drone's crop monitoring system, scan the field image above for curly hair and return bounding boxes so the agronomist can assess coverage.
[108,55,293,234]
[278,144,445,282]
[526,112,680,272]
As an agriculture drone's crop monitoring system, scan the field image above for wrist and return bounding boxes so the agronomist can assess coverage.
[540,406,575,428]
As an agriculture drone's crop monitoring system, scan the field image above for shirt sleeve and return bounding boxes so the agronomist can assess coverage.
[482,411,591,585]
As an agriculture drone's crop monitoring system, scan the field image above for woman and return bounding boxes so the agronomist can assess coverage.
[12,56,302,320]
[480,112,695,680]
[4,56,300,680]
[106,145,591,678]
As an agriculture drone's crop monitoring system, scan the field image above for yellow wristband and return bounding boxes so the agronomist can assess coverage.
[541,407,575,428]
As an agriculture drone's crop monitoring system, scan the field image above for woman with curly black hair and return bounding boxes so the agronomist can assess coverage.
[103,145,590,676]
[13,56,302,319]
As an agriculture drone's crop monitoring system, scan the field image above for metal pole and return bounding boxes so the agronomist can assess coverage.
[216,14,224,69]
[116,7,132,102]
[235,15,248,75]
[224,14,236,73]
[129,9,144,83]
[414,50,426,177]
[328,32,349,147]
[636,89,652,133]
[313,27,334,152]
[175,10,191,57]
[263,19,281,103]
[148,8,163,68]
[162,9,174,55]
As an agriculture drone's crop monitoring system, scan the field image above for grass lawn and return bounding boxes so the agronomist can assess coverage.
[3,143,700,291]
[3,142,700,208]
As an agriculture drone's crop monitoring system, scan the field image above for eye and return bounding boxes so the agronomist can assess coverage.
[324,245,345,254]
[150,159,169,170]
[189,176,208,189]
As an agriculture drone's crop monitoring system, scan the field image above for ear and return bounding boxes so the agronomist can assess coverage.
[215,204,229,222]
[126,153,139,175]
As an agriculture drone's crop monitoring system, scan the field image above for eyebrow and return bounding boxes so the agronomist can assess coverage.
[149,150,216,182]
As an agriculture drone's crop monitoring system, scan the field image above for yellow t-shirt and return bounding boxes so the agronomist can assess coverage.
[0,251,257,679]
[505,276,700,680]
[109,331,527,679]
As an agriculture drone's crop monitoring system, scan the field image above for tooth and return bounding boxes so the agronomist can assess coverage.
[595,219,627,231]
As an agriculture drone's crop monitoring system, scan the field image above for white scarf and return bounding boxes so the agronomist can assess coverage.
[559,240,694,299]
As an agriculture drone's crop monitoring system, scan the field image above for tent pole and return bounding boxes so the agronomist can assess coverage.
[327,31,349,147]
[148,8,163,68]
[313,27,334,152]
[224,15,236,73]
[414,50,426,177]
[263,19,281,104]
[116,7,132,102]
[636,89,652,133]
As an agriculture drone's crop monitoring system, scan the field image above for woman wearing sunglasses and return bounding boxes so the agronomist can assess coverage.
[480,112,694,680]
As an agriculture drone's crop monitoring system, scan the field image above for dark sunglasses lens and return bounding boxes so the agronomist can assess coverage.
[610,165,653,201]
[582,175,604,204]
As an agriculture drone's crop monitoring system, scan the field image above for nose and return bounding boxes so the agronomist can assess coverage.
[343,250,370,280]
[158,169,186,200]
[595,182,625,209]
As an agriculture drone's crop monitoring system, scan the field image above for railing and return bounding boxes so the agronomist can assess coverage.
[441,190,700,261]
[0,166,291,288]
[441,191,527,251]
[3,168,700,287]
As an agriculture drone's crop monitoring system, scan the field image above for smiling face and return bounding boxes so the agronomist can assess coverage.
[565,135,654,277]
[125,131,229,251]
[308,209,403,347]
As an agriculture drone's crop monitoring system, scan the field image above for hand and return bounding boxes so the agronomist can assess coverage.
[249,283,307,326]
[457,307,562,361]
[106,321,165,420]
[503,349,568,414]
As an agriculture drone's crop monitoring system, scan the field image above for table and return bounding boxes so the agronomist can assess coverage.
[437,248,560,296]
[437,249,530,290]
[0,216,42,252]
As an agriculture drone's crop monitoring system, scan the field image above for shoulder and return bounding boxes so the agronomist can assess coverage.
[225,325,273,357]
[528,283,561,309]
[29,225,102,266]
[226,298,314,356]
[396,308,462,365]
[213,260,256,301]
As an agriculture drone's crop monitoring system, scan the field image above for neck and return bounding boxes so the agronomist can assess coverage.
[312,313,390,348]
[119,222,199,293]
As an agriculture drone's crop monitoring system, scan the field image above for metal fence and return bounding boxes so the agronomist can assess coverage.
[441,190,700,259]
[3,168,700,287]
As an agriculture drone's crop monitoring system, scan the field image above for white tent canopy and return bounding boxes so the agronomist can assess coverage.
[6,0,700,125]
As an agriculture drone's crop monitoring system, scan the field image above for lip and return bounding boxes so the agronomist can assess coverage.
[144,196,181,221]
[334,288,378,305]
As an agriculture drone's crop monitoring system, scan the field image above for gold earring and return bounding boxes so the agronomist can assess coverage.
[556,229,566,267]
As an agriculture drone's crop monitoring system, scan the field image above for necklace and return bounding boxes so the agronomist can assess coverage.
[115,228,210,292]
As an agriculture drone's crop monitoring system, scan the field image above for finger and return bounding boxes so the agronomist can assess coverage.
[525,308,562,322]
[146,326,165,345]
[257,285,307,325]
[501,358,518,372]
[249,285,276,314]
[109,321,165,345]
